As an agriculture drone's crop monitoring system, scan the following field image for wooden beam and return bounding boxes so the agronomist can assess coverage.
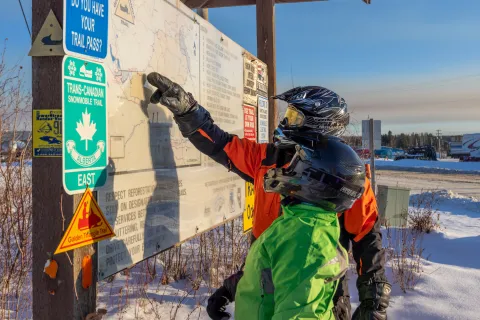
[184,0,254,8]
[275,0,326,4]
[183,0,326,9]
[256,0,277,139]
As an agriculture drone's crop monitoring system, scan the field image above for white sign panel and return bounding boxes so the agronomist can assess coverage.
[256,60,267,96]
[362,120,381,150]
[258,96,269,143]
[97,0,245,279]
[243,53,257,106]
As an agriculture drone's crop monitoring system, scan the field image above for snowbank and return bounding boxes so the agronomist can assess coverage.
[376,190,480,319]
[371,159,480,174]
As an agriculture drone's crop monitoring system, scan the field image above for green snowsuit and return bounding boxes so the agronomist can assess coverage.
[235,202,348,320]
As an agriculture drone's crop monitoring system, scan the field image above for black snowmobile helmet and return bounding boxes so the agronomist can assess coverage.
[264,136,365,213]
[273,86,349,143]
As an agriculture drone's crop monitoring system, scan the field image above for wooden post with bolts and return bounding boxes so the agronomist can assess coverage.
[31,1,97,319]
[256,0,277,139]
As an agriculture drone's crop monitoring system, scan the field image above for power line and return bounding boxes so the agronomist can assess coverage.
[17,0,31,39]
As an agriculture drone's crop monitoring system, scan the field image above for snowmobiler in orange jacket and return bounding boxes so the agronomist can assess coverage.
[146,72,391,320]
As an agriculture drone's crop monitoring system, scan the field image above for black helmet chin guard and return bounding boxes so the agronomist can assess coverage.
[264,137,365,213]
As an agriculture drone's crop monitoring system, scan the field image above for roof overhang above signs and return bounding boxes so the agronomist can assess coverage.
[182,0,326,9]
[182,0,370,9]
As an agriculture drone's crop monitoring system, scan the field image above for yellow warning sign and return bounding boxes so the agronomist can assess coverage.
[54,188,115,254]
[32,110,62,157]
[115,0,135,24]
[243,182,255,233]
[28,9,65,57]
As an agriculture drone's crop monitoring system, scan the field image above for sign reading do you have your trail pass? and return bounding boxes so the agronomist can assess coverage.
[64,0,108,59]
[62,56,108,194]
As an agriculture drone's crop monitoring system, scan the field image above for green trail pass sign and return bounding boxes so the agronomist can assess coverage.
[62,56,108,194]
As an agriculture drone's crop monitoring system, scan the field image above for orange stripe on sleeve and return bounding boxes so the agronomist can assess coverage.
[198,128,214,143]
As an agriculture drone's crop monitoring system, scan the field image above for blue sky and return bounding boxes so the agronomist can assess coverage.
[2,0,479,135]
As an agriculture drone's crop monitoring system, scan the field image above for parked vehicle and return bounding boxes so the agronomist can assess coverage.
[395,145,437,161]
[459,134,480,162]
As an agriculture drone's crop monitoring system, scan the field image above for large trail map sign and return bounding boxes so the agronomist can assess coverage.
[97,0,263,279]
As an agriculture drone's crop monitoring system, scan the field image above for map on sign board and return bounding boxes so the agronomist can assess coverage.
[97,0,246,279]
[32,110,62,157]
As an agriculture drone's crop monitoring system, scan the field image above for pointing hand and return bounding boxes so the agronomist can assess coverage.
[146,72,198,116]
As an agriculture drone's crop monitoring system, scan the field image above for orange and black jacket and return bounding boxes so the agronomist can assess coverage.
[178,105,385,280]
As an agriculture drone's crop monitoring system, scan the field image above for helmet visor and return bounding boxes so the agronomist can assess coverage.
[283,105,305,127]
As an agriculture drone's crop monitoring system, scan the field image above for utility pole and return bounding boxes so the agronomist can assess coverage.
[197,8,209,20]
[256,0,277,139]
[32,1,97,319]
[436,129,442,159]
[369,119,376,194]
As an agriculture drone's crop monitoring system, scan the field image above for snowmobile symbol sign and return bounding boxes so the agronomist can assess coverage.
[62,56,108,194]
[54,187,115,254]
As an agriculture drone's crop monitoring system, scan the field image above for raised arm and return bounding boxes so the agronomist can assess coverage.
[147,72,265,181]
[342,176,391,320]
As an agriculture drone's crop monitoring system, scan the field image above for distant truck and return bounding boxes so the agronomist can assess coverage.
[460,133,480,162]
[395,145,437,161]
[452,133,480,161]
[448,141,467,158]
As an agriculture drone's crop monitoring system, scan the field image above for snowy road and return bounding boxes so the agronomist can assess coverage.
[376,170,480,198]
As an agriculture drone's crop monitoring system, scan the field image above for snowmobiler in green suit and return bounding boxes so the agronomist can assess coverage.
[234,202,348,320]
[211,138,366,319]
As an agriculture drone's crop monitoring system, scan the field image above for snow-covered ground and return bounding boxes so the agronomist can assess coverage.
[372,158,480,175]
[376,190,480,319]
[376,170,480,198]
[3,160,480,319]
[97,189,480,320]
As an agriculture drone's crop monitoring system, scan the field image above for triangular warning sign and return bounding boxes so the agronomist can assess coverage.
[29,9,65,57]
[54,188,115,254]
[115,0,135,25]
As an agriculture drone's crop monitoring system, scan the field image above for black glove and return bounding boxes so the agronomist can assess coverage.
[206,286,232,320]
[206,271,244,320]
[352,273,391,320]
[333,296,351,320]
[146,72,197,115]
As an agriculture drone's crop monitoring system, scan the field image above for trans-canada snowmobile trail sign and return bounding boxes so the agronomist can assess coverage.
[62,56,108,194]
[54,187,115,254]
